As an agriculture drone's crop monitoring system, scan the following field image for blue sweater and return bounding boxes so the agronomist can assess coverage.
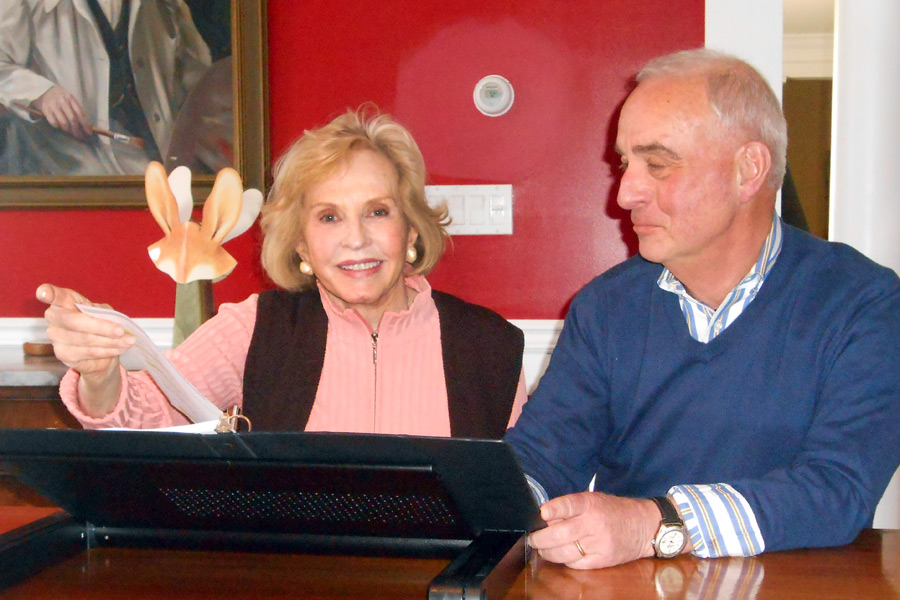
[506,225,900,552]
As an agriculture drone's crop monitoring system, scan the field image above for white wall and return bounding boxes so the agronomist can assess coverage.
[829,0,900,530]
[706,0,783,100]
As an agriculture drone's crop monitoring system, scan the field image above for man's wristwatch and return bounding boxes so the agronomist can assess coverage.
[651,496,687,558]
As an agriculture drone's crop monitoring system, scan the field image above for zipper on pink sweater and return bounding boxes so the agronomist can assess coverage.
[371,331,378,365]
[371,331,378,430]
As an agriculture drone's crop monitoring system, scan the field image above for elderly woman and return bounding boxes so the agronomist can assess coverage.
[38,107,527,437]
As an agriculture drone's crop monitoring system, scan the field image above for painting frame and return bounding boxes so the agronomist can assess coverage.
[0,1,269,209]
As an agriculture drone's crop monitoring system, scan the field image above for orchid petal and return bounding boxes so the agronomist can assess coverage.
[167,166,194,223]
[222,188,264,242]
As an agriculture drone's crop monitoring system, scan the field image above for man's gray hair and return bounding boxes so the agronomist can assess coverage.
[638,48,787,191]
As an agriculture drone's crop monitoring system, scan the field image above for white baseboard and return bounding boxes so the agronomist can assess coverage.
[0,318,176,349]
[0,317,564,393]
[510,319,563,393]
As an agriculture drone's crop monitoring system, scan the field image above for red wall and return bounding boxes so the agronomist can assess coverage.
[0,0,702,320]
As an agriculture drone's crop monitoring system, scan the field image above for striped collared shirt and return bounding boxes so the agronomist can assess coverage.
[657,216,783,343]
[656,216,783,558]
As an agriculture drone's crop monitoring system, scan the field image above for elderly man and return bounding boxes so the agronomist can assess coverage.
[505,48,900,569]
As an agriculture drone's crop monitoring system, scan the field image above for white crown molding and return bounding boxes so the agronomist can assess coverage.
[784,33,833,79]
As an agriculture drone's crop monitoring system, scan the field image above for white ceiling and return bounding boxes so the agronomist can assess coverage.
[784,0,834,34]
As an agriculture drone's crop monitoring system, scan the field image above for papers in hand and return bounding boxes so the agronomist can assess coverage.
[76,304,223,424]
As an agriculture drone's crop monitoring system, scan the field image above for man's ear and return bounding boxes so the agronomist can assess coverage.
[736,141,772,202]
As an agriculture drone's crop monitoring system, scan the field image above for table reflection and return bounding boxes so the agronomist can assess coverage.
[522,530,899,600]
[524,555,763,600]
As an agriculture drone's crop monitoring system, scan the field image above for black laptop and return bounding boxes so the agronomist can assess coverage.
[0,428,544,599]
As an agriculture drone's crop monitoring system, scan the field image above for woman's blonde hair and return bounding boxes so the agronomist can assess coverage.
[260,105,450,290]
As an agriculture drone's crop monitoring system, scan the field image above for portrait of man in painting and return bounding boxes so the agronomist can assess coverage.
[0,0,233,177]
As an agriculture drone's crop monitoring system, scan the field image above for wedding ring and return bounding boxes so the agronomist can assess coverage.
[574,539,587,557]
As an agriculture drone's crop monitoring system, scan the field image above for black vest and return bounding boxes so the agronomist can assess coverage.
[242,289,524,439]
[85,0,161,160]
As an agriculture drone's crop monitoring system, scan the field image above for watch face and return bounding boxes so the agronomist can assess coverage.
[658,529,686,557]
[655,564,686,595]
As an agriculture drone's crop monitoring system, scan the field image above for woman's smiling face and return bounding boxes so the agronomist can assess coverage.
[295,150,417,330]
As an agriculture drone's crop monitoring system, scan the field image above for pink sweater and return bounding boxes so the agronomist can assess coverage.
[60,276,527,436]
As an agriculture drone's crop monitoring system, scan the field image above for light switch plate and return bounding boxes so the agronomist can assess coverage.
[425,184,513,235]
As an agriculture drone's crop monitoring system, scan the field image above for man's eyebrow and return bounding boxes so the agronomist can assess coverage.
[632,143,681,160]
[615,142,681,161]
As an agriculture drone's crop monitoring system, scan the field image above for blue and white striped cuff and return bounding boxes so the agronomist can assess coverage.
[525,474,550,506]
[670,483,765,558]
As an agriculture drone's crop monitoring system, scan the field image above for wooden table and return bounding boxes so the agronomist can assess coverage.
[0,348,77,507]
[2,508,898,599]
[0,349,73,430]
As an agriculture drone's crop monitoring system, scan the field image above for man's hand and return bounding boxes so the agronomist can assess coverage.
[32,86,93,139]
[527,491,663,569]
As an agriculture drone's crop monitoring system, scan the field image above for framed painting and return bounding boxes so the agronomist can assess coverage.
[0,0,268,208]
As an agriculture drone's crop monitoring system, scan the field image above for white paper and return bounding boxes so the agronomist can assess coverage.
[76,304,223,424]
[107,420,220,434]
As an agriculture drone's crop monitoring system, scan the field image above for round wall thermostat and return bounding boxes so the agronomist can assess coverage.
[473,75,514,117]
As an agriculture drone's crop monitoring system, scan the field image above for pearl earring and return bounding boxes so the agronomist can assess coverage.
[406,246,418,264]
[299,260,314,276]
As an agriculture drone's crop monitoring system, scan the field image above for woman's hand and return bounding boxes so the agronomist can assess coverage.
[36,284,134,417]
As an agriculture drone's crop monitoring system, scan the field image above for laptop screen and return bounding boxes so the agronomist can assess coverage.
[0,429,543,552]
